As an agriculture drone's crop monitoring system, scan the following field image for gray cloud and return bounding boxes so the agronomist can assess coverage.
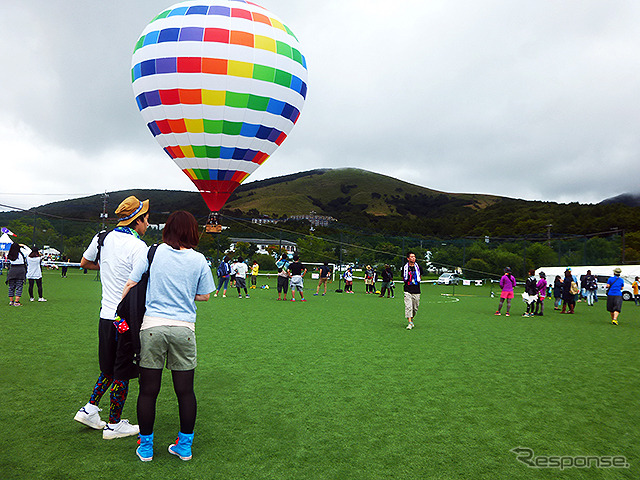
[2,0,639,211]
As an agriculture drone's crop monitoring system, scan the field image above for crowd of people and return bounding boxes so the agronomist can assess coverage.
[496,266,628,325]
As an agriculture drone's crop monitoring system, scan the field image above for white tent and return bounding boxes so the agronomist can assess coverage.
[0,233,13,252]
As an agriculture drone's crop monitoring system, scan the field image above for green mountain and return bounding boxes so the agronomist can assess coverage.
[4,168,640,241]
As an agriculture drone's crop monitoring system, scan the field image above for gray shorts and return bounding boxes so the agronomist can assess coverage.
[139,326,197,371]
[607,295,622,313]
[290,275,304,291]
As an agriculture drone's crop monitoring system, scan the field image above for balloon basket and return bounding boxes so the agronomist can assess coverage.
[205,213,223,234]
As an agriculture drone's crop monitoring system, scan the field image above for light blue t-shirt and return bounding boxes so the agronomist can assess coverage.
[129,243,215,323]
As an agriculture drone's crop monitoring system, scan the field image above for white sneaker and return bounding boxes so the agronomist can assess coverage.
[38,298,47,302]
[222,294,226,298]
[30,298,35,302]
[214,292,218,297]
[102,419,139,439]
[406,323,414,330]
[74,403,106,430]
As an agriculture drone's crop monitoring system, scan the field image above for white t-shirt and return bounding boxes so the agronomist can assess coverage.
[26,256,43,279]
[234,262,249,278]
[83,230,147,319]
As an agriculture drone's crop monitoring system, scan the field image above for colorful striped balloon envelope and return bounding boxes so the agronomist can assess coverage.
[132,0,308,212]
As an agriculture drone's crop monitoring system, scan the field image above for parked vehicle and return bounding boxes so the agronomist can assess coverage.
[437,272,461,285]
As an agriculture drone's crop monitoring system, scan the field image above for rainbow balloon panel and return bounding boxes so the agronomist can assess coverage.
[132,0,307,212]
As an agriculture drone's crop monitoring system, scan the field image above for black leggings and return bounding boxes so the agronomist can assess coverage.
[137,367,196,436]
[28,278,43,299]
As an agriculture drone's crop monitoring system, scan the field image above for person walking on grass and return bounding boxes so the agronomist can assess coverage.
[495,267,516,317]
[632,276,639,306]
[27,248,47,302]
[6,242,27,306]
[314,261,331,296]
[122,211,214,462]
[553,275,563,310]
[73,196,149,440]
[606,267,624,325]
[214,255,230,298]
[276,253,290,301]
[234,257,249,298]
[288,254,307,302]
[403,252,421,329]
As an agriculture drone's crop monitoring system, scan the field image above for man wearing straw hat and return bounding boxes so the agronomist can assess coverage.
[74,196,150,439]
[606,267,624,326]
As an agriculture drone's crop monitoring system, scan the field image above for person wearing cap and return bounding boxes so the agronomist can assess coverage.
[74,195,150,439]
[495,267,516,316]
[364,265,375,294]
[606,267,624,325]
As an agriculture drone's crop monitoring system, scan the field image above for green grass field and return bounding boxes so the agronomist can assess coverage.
[1,270,638,479]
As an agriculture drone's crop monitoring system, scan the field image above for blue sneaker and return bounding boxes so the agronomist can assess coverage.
[168,432,194,461]
[136,433,153,462]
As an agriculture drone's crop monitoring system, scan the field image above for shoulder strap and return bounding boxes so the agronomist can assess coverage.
[96,230,110,262]
[147,244,159,271]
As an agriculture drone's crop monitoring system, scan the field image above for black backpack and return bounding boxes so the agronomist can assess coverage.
[116,244,159,366]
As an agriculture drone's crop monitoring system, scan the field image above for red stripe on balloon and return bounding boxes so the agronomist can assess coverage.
[204,28,230,43]
[275,132,287,146]
[159,89,181,105]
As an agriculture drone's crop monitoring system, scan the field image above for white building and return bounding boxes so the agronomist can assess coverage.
[228,238,297,256]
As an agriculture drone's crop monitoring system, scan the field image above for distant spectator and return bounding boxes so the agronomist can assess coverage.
[343,266,354,294]
[495,267,516,317]
[315,261,331,296]
[632,276,639,306]
[7,242,28,306]
[364,265,375,294]
[275,253,290,301]
[27,248,47,302]
[534,271,547,316]
[234,257,249,298]
[584,270,597,306]
[379,265,394,298]
[214,256,231,298]
[61,258,70,278]
[606,267,624,325]
[523,269,538,317]
[250,261,259,289]
[561,269,576,314]
[553,275,563,310]
[287,254,307,302]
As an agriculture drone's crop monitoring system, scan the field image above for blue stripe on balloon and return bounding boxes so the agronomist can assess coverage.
[158,28,180,43]
[187,6,209,15]
[220,147,235,159]
[143,31,160,46]
[179,27,204,42]
[208,6,231,16]
[240,123,260,137]
[168,7,189,16]
[156,57,177,74]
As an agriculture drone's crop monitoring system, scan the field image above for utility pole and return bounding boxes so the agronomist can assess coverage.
[100,191,109,230]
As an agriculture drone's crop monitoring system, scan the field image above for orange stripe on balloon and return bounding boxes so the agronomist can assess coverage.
[202,58,228,75]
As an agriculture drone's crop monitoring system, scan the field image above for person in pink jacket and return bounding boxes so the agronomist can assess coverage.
[495,267,516,316]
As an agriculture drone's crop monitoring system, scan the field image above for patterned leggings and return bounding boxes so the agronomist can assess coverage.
[89,373,130,424]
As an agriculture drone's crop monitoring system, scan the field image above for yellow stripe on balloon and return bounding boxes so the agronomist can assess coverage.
[181,145,195,158]
[270,18,286,33]
[254,35,277,53]
[202,89,226,106]
[228,60,254,79]
[184,118,204,133]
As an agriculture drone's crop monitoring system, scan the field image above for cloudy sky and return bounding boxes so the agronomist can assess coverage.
[2,0,639,212]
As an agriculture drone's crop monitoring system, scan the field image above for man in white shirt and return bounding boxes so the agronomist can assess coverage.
[234,256,250,298]
[73,196,149,439]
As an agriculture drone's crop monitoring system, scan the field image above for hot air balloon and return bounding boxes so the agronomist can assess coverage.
[131,0,307,225]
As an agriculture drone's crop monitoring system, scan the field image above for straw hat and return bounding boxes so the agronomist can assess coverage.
[115,196,149,227]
